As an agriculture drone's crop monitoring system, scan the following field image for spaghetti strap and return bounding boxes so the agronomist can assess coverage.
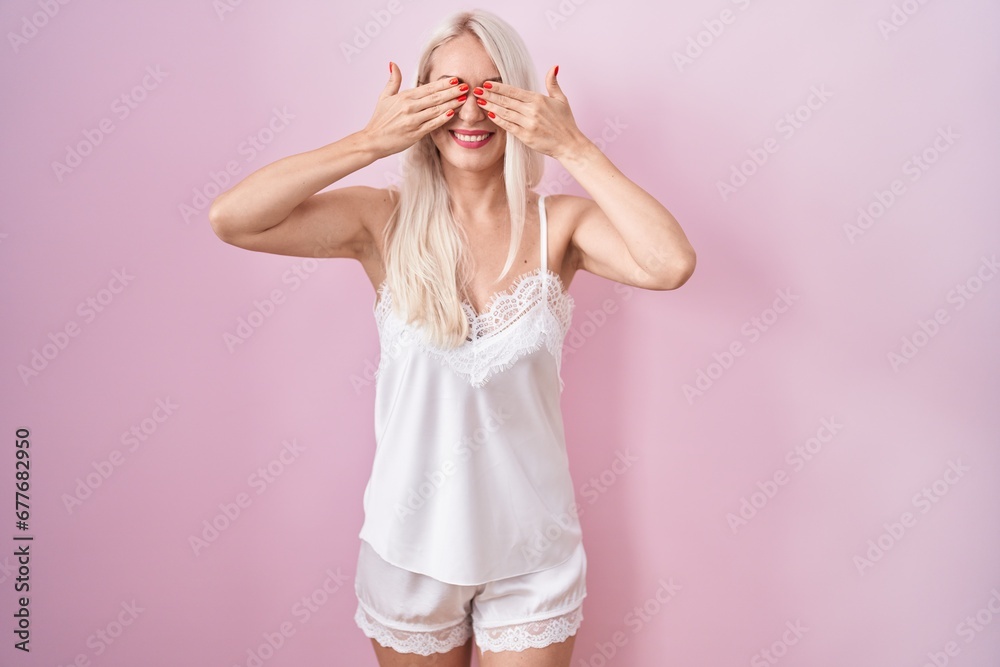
[538,194,548,275]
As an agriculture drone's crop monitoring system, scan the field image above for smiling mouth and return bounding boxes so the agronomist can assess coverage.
[449,131,494,148]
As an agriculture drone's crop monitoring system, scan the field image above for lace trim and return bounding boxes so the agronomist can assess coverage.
[354,604,471,655]
[373,268,574,390]
[476,605,584,653]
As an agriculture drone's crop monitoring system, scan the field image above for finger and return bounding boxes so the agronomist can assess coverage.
[546,65,567,101]
[414,75,463,101]
[415,79,467,108]
[419,110,454,134]
[412,93,466,127]
[477,80,530,103]
[416,101,466,135]
[475,98,526,134]
[380,61,401,99]
[472,84,530,118]
[472,91,529,131]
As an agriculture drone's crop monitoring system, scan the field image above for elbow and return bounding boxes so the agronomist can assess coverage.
[656,249,696,290]
[208,201,234,243]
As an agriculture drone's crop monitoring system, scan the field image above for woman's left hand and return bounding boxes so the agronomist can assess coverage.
[472,66,589,162]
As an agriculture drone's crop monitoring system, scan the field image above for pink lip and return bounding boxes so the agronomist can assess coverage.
[449,130,494,149]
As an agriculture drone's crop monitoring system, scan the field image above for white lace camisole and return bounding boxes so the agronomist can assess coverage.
[358,194,582,586]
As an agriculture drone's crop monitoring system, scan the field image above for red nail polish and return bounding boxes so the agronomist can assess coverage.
[457,95,467,102]
[484,82,493,89]
[488,111,496,119]
[389,62,392,73]
[459,83,469,92]
[554,65,559,77]
[446,109,455,116]
[473,87,484,96]
[477,98,487,106]
[449,77,458,85]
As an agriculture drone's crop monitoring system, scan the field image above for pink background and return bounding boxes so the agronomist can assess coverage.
[3,0,999,665]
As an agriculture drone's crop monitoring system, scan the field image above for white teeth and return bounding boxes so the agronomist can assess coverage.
[453,132,489,142]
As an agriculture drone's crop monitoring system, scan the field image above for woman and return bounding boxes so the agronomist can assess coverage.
[209,8,695,667]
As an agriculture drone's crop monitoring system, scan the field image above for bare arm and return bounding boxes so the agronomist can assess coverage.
[208,64,467,260]
[208,131,383,259]
[560,138,697,291]
[471,68,696,290]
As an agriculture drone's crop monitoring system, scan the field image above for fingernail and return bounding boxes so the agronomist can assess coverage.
[554,65,559,77]
[488,111,496,119]
[446,109,455,116]
[473,87,484,96]
[484,82,493,89]
[459,83,469,92]
[449,77,459,85]
[457,95,467,102]
[477,98,487,106]
[389,61,392,73]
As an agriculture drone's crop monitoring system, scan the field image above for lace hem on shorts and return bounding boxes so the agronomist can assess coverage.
[354,604,471,655]
[476,604,584,653]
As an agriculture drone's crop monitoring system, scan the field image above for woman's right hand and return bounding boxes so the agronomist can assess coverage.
[362,62,467,158]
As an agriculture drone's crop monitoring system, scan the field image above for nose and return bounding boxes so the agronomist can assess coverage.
[458,91,487,122]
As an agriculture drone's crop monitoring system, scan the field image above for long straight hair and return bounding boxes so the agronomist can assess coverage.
[380,9,544,349]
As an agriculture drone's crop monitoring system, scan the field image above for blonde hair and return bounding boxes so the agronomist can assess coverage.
[380,9,544,349]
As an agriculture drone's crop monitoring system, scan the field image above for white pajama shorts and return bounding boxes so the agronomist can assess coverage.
[353,539,587,654]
